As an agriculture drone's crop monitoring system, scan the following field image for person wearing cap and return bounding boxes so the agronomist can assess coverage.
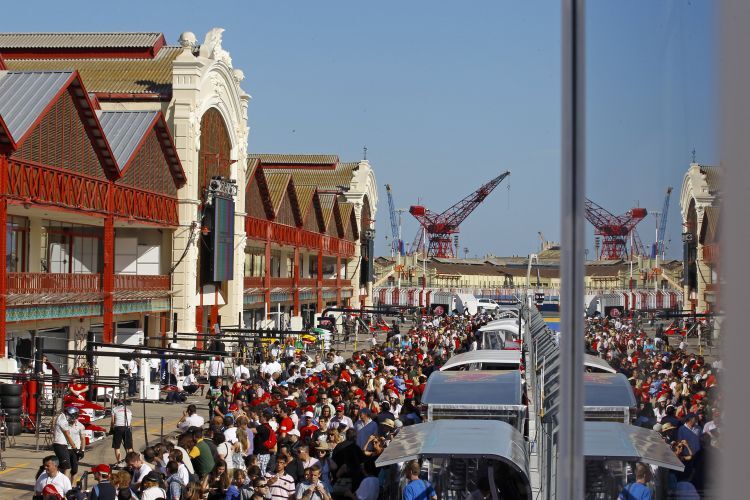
[329,404,353,431]
[53,406,85,478]
[300,411,320,442]
[89,464,116,500]
[140,471,166,500]
[34,456,72,499]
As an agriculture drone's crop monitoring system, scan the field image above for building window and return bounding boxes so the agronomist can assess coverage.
[6,216,29,273]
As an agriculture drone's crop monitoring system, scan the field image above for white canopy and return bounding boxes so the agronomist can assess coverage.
[440,350,522,371]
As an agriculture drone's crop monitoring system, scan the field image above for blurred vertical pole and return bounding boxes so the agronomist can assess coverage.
[721,1,750,498]
[559,0,585,499]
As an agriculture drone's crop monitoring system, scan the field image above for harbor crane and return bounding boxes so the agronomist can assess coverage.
[651,187,673,259]
[409,171,510,258]
[385,184,405,256]
[585,198,648,260]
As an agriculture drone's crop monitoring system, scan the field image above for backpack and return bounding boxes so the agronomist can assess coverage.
[262,423,277,450]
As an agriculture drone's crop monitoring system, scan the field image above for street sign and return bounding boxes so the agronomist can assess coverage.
[535,292,545,305]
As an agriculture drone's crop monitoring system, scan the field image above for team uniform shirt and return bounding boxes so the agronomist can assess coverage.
[53,414,80,447]
[112,405,133,427]
[208,360,225,378]
[183,373,198,387]
[35,472,72,497]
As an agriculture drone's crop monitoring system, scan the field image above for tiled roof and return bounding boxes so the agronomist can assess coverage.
[318,193,337,229]
[97,111,158,168]
[295,185,317,219]
[265,172,291,214]
[0,32,163,49]
[272,162,358,188]
[699,166,722,193]
[4,46,181,96]
[248,153,339,165]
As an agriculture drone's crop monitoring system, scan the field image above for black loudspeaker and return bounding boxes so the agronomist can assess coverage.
[15,338,32,363]
[360,235,375,286]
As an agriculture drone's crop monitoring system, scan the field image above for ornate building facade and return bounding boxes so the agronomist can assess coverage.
[0,30,377,371]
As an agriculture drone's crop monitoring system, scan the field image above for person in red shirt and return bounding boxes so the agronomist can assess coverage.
[299,412,319,442]
[277,406,295,439]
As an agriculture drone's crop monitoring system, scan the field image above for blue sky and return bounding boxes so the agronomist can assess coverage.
[3,1,717,259]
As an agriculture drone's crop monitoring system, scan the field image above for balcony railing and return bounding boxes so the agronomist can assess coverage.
[244,276,264,288]
[7,272,101,293]
[114,274,171,291]
[245,216,356,256]
[299,278,318,287]
[322,278,340,287]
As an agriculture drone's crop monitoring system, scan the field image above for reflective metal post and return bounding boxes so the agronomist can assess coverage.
[559,0,586,498]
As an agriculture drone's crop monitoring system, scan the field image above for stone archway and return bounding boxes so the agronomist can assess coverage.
[198,108,232,199]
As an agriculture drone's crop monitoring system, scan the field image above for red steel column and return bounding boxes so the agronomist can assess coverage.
[102,181,115,344]
[316,243,323,313]
[293,234,300,316]
[336,254,342,306]
[0,155,7,357]
[264,224,272,318]
[102,218,115,343]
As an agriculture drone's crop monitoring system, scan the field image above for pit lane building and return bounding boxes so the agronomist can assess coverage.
[0,31,377,372]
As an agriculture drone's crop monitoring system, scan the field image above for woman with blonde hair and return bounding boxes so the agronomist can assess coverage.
[235,428,250,471]
[111,469,135,500]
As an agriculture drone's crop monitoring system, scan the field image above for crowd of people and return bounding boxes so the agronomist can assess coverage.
[31,308,721,499]
[585,315,720,497]
[34,312,486,500]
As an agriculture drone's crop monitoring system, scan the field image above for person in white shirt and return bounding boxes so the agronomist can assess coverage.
[126,451,153,489]
[177,404,205,431]
[111,400,134,464]
[234,359,250,381]
[127,358,138,396]
[53,407,85,478]
[261,356,282,377]
[182,372,199,395]
[207,356,225,386]
[34,455,72,497]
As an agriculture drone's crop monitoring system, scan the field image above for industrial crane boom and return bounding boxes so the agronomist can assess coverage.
[385,184,404,256]
[409,171,510,258]
[657,187,672,258]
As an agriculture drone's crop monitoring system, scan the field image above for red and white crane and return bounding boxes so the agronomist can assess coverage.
[409,171,510,258]
[585,198,648,260]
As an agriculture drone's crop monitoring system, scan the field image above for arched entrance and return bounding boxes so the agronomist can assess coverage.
[359,196,373,295]
[684,198,698,310]
[197,109,233,335]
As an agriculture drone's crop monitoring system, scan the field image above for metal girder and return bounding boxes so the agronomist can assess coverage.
[409,172,510,258]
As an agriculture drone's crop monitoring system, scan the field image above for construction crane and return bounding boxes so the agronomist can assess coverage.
[409,171,510,258]
[651,187,673,259]
[385,184,405,256]
[585,198,648,260]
